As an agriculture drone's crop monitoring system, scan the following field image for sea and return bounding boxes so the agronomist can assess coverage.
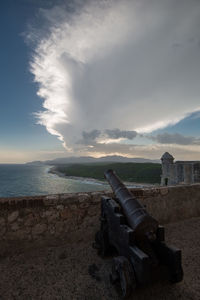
[0,164,110,198]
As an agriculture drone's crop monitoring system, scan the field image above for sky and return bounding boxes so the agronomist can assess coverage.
[1,0,200,163]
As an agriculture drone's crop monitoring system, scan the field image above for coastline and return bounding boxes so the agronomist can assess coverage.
[48,166,154,188]
[48,166,107,186]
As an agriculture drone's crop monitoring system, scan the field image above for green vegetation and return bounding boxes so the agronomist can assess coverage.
[54,162,162,184]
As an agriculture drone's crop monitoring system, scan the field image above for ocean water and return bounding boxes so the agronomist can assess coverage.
[0,164,109,198]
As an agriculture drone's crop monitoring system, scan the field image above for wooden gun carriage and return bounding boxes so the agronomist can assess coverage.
[94,169,183,298]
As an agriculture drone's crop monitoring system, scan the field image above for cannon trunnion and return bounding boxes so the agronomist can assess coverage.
[94,170,183,298]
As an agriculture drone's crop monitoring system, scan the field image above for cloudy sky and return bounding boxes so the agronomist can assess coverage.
[1,0,200,163]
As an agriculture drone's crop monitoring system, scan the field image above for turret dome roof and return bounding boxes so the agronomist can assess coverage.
[161,152,174,160]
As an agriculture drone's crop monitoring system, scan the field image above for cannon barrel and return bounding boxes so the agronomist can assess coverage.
[104,169,158,240]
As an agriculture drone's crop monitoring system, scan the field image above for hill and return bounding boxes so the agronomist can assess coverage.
[27,155,159,165]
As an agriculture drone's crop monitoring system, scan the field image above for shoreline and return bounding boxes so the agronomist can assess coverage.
[48,166,155,188]
[48,166,108,186]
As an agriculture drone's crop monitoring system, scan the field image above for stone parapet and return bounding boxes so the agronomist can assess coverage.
[0,184,200,241]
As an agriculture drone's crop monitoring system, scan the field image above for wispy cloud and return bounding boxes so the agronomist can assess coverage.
[78,128,138,145]
[29,0,200,157]
[150,132,200,145]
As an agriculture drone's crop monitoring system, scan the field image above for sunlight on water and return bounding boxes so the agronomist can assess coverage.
[0,164,109,198]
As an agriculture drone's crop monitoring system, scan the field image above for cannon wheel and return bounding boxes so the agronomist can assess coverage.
[110,256,136,298]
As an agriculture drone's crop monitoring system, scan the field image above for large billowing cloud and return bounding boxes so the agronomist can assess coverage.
[30,0,200,157]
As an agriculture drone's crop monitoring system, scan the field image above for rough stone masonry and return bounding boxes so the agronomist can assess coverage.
[0,184,200,242]
[161,152,200,186]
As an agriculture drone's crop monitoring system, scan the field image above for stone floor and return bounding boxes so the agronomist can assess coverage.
[0,217,199,300]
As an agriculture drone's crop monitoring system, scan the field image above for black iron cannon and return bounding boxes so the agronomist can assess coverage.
[94,169,183,298]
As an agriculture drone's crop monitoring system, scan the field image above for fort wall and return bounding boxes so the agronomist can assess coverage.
[0,184,200,241]
[161,152,200,185]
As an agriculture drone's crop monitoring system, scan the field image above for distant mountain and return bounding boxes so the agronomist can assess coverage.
[26,161,45,166]
[27,155,160,165]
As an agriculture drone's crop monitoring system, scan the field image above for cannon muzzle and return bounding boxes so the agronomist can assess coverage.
[104,169,158,240]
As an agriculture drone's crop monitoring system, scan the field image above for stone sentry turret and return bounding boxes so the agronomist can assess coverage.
[161,152,176,186]
[161,152,200,186]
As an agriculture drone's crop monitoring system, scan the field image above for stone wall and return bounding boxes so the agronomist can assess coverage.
[161,152,200,185]
[0,184,200,241]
